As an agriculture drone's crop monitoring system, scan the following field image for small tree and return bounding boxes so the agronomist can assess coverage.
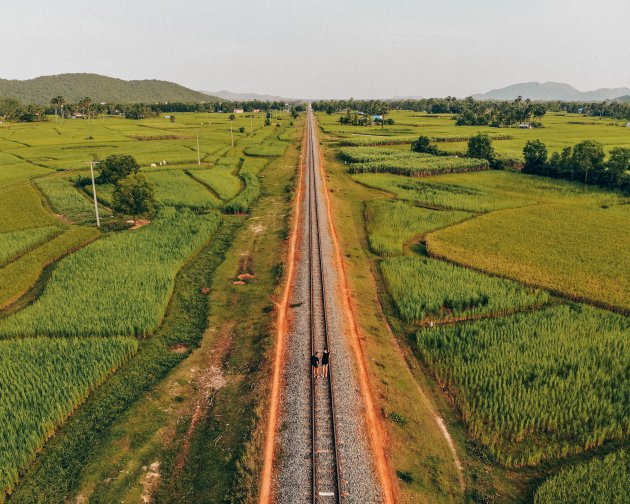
[523,140,548,174]
[411,135,439,155]
[572,140,605,184]
[112,173,155,222]
[239,126,245,133]
[169,115,176,123]
[467,133,494,161]
[98,155,140,184]
[605,148,630,187]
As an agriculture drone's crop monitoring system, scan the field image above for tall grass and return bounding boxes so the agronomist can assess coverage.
[0,226,60,267]
[0,226,100,310]
[189,158,242,200]
[417,304,630,467]
[534,450,629,504]
[365,200,469,256]
[382,256,549,322]
[0,336,137,496]
[0,208,221,338]
[36,177,110,223]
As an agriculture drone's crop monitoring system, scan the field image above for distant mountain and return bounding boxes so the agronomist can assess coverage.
[0,73,215,104]
[473,81,630,102]
[612,95,630,103]
[202,90,294,102]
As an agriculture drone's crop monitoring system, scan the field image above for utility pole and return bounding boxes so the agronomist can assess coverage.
[89,161,101,228]
[196,128,201,166]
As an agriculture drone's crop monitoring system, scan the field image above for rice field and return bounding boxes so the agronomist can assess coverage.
[364,200,469,256]
[416,304,629,467]
[0,226,60,267]
[0,208,221,338]
[382,256,549,322]
[188,158,243,201]
[0,226,100,310]
[144,170,220,209]
[36,176,111,223]
[427,203,630,312]
[534,450,629,504]
[0,336,137,496]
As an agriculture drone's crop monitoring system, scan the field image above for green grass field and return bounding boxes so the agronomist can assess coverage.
[417,304,629,467]
[364,200,469,256]
[0,209,221,338]
[382,256,550,322]
[534,450,629,504]
[427,202,630,312]
[0,336,137,496]
[318,110,630,158]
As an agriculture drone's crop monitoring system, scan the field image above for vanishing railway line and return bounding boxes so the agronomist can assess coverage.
[306,107,342,503]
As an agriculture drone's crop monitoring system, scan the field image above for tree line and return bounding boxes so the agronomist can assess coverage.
[523,139,630,193]
[0,96,305,122]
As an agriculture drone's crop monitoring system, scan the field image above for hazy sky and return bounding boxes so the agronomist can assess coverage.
[2,0,630,99]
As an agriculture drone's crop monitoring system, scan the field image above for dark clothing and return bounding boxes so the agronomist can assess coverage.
[322,351,329,365]
[310,355,319,367]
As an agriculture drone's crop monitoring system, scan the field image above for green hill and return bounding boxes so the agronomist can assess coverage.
[0,73,215,104]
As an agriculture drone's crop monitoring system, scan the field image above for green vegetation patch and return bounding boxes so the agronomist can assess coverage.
[243,144,287,157]
[0,226,60,267]
[36,176,110,223]
[0,226,100,310]
[383,256,549,322]
[534,450,629,504]
[144,170,220,209]
[0,336,137,496]
[364,200,469,256]
[189,158,242,200]
[417,304,630,466]
[0,208,221,338]
[427,203,630,312]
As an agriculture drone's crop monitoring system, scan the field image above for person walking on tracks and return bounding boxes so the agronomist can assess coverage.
[321,347,330,378]
[311,352,320,378]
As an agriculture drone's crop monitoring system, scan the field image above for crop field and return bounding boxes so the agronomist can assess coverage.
[0,336,137,496]
[0,208,221,338]
[382,256,550,322]
[144,170,221,209]
[364,200,469,256]
[188,158,243,201]
[534,450,629,503]
[340,146,488,176]
[427,202,630,312]
[0,226,60,267]
[0,226,100,309]
[318,110,630,158]
[416,304,629,466]
[36,176,111,223]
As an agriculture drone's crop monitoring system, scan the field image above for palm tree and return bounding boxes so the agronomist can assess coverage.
[50,96,64,121]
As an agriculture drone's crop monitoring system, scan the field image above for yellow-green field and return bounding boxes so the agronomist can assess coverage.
[318,110,630,157]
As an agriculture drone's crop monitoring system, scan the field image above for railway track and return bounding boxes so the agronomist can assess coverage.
[306,107,342,503]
